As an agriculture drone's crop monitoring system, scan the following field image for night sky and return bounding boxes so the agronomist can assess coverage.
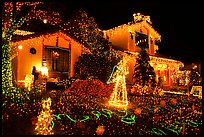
[33,1,203,63]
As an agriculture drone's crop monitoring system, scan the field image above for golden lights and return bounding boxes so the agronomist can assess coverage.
[190,86,202,99]
[35,97,54,135]
[24,74,33,91]
[193,65,197,69]
[18,45,23,49]
[96,125,105,135]
[43,19,48,24]
[107,54,130,108]
[14,30,34,36]
[41,66,48,76]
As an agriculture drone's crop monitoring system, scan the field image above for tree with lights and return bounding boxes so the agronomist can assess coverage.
[132,46,156,92]
[61,9,110,54]
[188,66,201,88]
[74,49,121,83]
[69,10,121,82]
[35,97,54,135]
[2,2,61,93]
[74,53,107,80]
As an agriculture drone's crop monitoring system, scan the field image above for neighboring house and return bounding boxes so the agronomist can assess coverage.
[183,62,202,85]
[183,62,201,74]
[103,13,184,88]
[10,30,87,84]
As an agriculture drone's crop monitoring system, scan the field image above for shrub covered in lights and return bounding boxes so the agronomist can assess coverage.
[50,87,202,135]
[65,9,122,82]
[65,79,113,98]
[2,83,48,119]
[74,51,121,83]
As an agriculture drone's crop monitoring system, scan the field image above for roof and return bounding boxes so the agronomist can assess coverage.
[11,29,78,43]
[103,20,161,40]
[153,53,179,60]
[150,54,184,66]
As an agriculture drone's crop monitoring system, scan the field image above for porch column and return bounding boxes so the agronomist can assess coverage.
[169,64,172,87]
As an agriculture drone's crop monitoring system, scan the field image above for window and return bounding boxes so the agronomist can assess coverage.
[44,46,70,72]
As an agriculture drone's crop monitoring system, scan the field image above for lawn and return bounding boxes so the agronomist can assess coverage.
[2,80,202,135]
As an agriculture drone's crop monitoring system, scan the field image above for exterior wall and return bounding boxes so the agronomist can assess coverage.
[104,22,160,56]
[11,37,43,82]
[69,38,82,77]
[10,32,82,83]
[126,57,136,84]
[44,35,57,46]
[104,24,139,52]
[125,54,184,87]
[104,22,186,87]
[149,56,184,87]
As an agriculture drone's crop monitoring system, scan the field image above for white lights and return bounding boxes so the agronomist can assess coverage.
[107,54,130,108]
[43,19,47,24]
[24,74,33,91]
[18,45,23,49]
[14,30,34,36]
[41,66,48,76]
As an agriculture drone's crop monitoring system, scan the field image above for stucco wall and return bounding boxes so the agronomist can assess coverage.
[12,37,43,82]
[11,32,82,82]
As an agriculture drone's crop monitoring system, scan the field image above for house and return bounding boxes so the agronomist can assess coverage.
[10,30,86,85]
[183,62,201,74]
[103,13,184,88]
[10,13,187,89]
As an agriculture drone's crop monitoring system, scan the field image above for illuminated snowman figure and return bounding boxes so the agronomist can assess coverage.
[107,55,129,107]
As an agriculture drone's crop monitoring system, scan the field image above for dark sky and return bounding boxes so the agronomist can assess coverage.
[50,1,203,63]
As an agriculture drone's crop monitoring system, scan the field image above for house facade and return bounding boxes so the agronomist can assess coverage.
[10,30,84,84]
[10,13,186,88]
[103,13,184,88]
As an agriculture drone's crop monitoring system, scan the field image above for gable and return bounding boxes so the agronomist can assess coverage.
[104,21,161,41]
[11,31,81,49]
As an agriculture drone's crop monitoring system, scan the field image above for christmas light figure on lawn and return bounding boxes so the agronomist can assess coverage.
[107,54,130,108]
[35,97,54,135]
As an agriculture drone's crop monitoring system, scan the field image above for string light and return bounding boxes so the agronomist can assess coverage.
[96,126,105,135]
[14,30,34,36]
[18,45,23,49]
[2,4,202,135]
[35,97,54,135]
[107,54,130,108]
[24,74,33,91]
[190,86,202,99]
[49,89,202,135]
[2,2,62,94]
[41,66,48,77]
[43,19,47,24]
